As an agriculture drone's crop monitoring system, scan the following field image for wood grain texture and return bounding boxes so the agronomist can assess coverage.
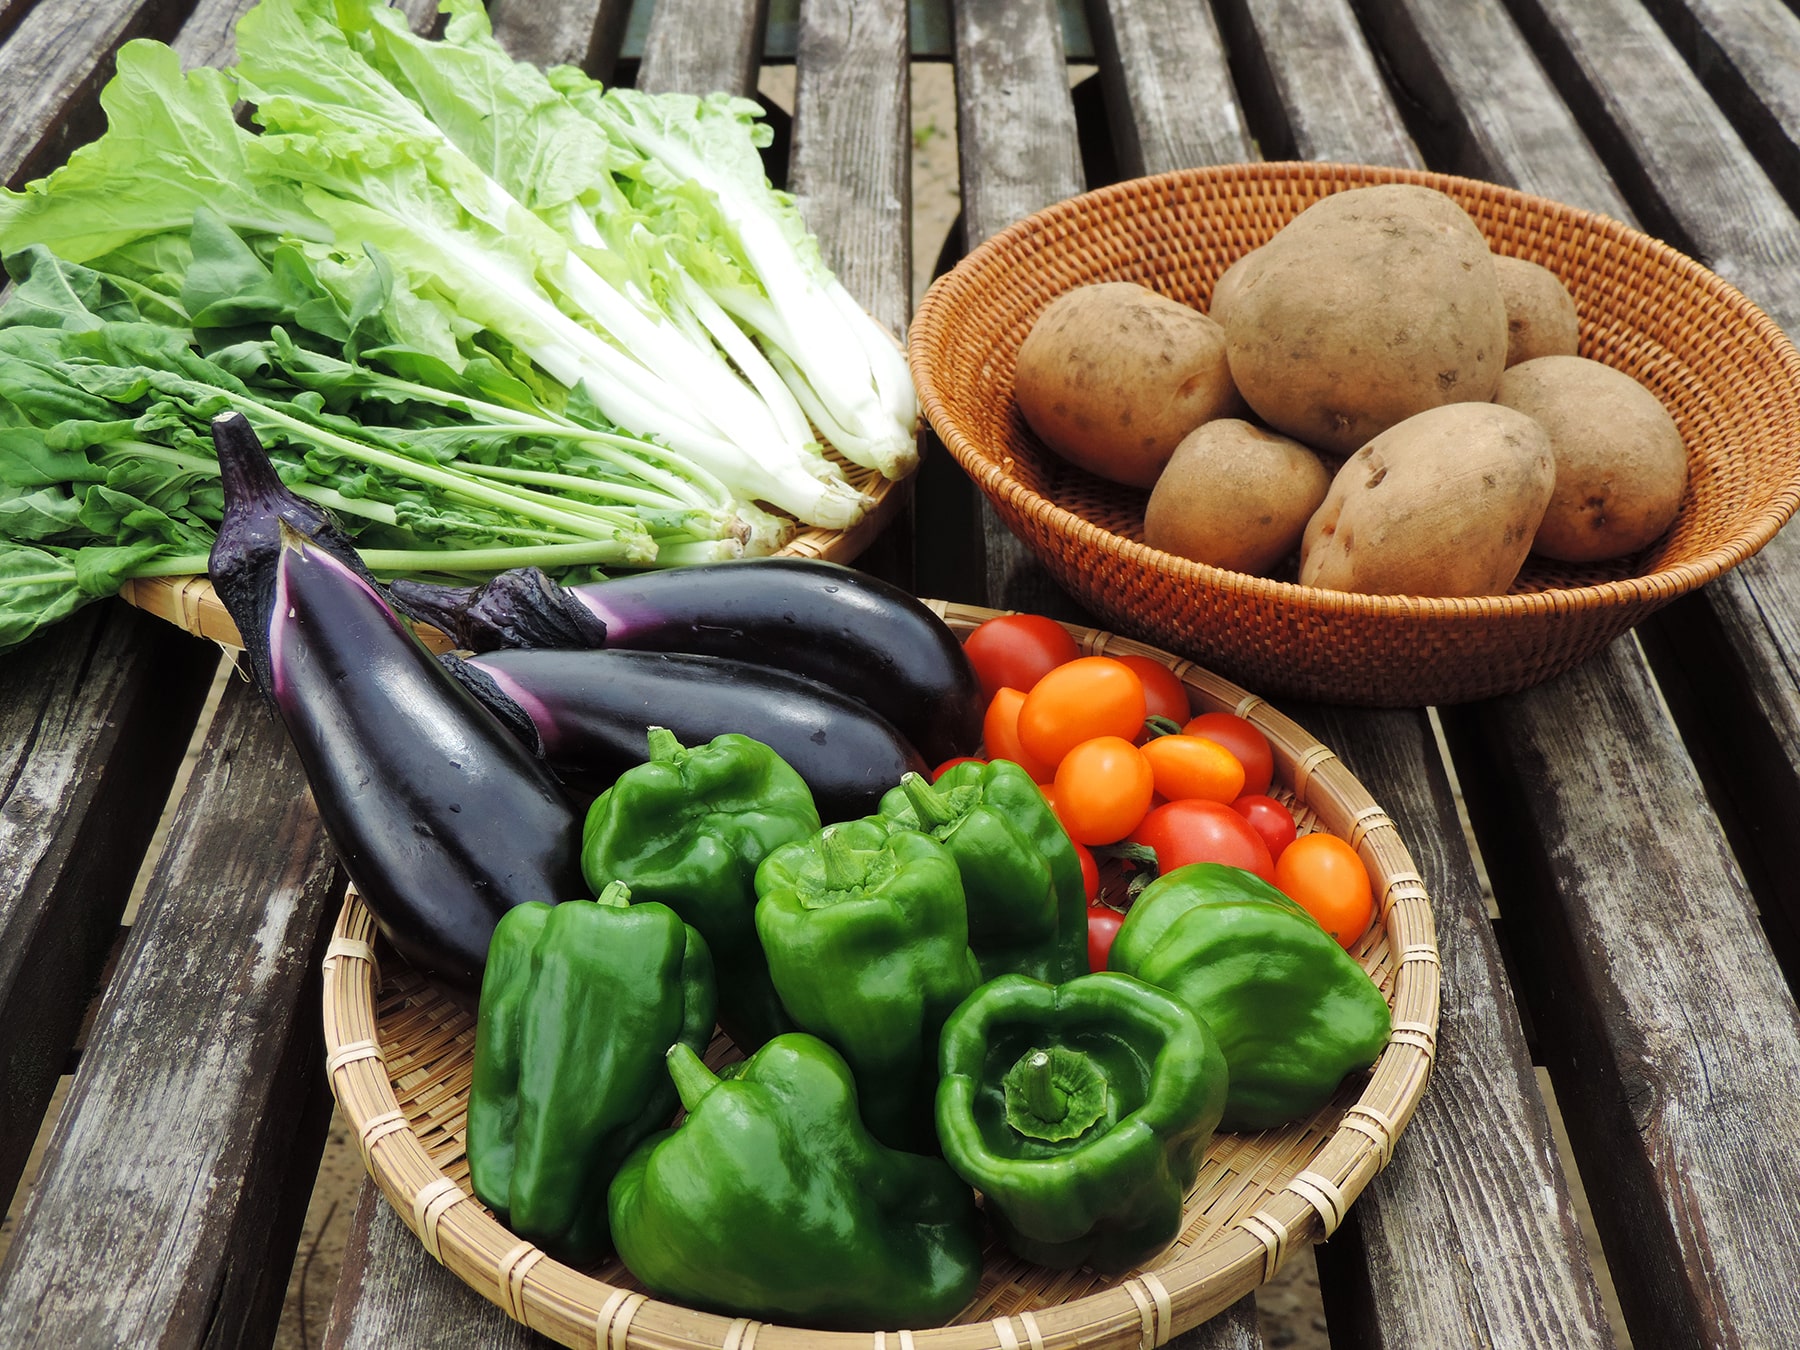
[488,0,633,80]
[788,0,911,338]
[1084,0,1251,177]
[324,1181,546,1349]
[0,671,342,1347]
[635,0,768,97]
[1355,0,1631,211]
[1507,0,1800,318]
[1639,0,1800,202]
[0,0,189,187]
[0,606,217,1209]
[1208,0,1417,168]
[1443,644,1800,1349]
[1165,1295,1260,1350]
[1297,705,1617,1350]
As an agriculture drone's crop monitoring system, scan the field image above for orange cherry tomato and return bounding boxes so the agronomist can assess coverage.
[1114,654,1192,725]
[982,687,1053,781]
[1181,711,1274,797]
[1275,832,1375,949]
[1018,658,1148,769]
[1139,734,1246,804]
[963,613,1081,701]
[1052,736,1155,845]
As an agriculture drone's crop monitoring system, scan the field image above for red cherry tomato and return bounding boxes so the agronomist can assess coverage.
[1114,654,1192,725]
[1071,839,1100,902]
[1131,799,1275,883]
[1087,904,1124,972]
[1181,712,1275,797]
[930,756,986,782]
[1233,794,1298,861]
[962,613,1081,702]
[982,687,1053,781]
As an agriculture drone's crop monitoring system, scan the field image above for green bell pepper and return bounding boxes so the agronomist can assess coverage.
[1108,861,1392,1131]
[753,817,981,1152]
[935,971,1227,1274]
[466,881,716,1263]
[608,1034,984,1330]
[581,727,819,1050]
[878,762,1088,984]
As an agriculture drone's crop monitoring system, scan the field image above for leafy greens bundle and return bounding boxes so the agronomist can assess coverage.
[0,0,917,653]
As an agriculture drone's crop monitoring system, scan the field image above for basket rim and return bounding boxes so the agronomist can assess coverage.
[908,159,1800,622]
[320,601,1442,1350]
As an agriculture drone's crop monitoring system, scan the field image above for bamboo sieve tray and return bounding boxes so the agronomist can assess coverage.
[319,601,1440,1350]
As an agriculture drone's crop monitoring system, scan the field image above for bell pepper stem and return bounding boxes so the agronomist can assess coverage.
[1021,1050,1067,1124]
[667,1042,719,1114]
[899,772,956,830]
[594,879,632,908]
[819,825,861,892]
[645,725,684,763]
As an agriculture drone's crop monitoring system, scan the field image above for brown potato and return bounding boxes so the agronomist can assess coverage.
[1206,248,1260,329]
[1143,419,1333,574]
[1494,355,1687,562]
[1494,255,1580,366]
[1300,403,1555,596]
[1223,185,1509,455]
[1013,282,1241,488]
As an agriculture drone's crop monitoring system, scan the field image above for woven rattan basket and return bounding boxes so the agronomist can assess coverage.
[116,464,909,649]
[909,161,1800,706]
[320,602,1439,1350]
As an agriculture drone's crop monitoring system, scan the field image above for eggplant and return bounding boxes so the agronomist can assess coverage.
[453,646,929,821]
[208,413,586,992]
[388,558,983,765]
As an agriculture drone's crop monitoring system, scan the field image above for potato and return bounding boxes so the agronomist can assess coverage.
[1223,184,1509,455]
[1494,355,1687,562]
[1494,255,1580,366]
[1206,248,1260,329]
[1013,281,1241,488]
[1300,403,1555,596]
[1144,419,1332,574]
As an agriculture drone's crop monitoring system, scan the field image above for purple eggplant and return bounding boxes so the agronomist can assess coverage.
[388,558,983,765]
[207,413,586,991]
[451,647,928,822]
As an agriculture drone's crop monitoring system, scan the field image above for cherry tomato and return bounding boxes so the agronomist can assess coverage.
[982,688,1053,781]
[1276,832,1374,949]
[1071,839,1100,901]
[1018,657,1148,769]
[931,756,985,782]
[1139,734,1246,804]
[1087,903,1124,972]
[962,613,1081,702]
[1233,794,1297,861]
[1114,654,1192,725]
[1053,736,1155,845]
[1131,799,1275,883]
[1181,711,1275,797]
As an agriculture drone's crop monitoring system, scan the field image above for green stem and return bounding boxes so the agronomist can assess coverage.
[594,880,632,908]
[666,1042,719,1114]
[1020,1050,1067,1124]
[645,726,683,762]
[899,771,956,830]
[818,826,860,892]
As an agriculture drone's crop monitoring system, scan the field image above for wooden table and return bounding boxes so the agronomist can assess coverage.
[4,1,1800,1347]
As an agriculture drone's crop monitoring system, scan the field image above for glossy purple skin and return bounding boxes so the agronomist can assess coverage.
[267,540,585,989]
[468,646,929,822]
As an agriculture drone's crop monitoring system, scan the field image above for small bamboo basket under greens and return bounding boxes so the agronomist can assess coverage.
[320,602,1440,1350]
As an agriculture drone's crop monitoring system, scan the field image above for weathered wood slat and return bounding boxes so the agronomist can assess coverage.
[1442,645,1800,1348]
[635,0,767,97]
[1084,0,1250,178]
[0,0,188,187]
[324,1181,544,1349]
[1209,0,1418,168]
[487,0,633,80]
[0,606,218,1211]
[1641,0,1800,201]
[787,0,910,339]
[0,670,342,1347]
